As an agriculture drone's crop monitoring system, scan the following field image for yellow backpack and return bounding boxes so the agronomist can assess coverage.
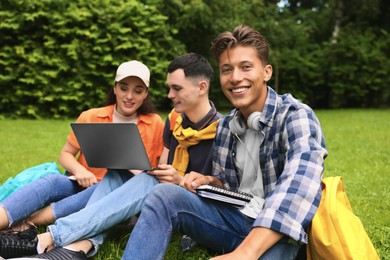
[307,176,379,260]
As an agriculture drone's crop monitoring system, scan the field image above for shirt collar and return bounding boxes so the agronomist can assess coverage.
[182,101,218,130]
[96,104,153,125]
[96,105,114,120]
[260,86,277,127]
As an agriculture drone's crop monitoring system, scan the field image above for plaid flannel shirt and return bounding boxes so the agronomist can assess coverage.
[212,87,328,244]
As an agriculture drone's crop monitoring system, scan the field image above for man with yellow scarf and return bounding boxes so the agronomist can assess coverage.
[8,53,222,259]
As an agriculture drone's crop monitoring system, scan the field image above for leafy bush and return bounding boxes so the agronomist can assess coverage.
[325,27,390,108]
[0,0,185,118]
[1,0,389,118]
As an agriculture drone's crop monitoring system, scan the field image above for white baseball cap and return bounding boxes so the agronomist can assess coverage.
[114,60,150,87]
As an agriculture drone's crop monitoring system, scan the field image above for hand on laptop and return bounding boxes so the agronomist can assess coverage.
[147,164,182,185]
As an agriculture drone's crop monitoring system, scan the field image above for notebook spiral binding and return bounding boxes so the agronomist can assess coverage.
[195,184,253,204]
[207,184,253,201]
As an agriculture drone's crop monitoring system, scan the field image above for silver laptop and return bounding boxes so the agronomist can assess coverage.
[70,123,153,171]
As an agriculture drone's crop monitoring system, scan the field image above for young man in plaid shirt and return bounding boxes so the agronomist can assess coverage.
[123,25,328,260]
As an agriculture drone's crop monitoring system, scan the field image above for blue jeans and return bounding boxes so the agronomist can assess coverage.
[0,174,94,226]
[123,184,302,260]
[48,170,158,256]
[51,183,97,220]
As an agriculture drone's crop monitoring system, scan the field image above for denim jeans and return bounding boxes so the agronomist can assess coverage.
[51,183,97,220]
[48,170,158,256]
[123,184,302,260]
[0,174,89,226]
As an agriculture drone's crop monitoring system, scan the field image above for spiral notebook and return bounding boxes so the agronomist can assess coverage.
[195,184,253,207]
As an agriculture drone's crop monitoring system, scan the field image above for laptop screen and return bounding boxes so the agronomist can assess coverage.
[70,123,153,171]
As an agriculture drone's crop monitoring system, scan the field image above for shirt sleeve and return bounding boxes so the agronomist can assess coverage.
[66,111,89,149]
[253,108,328,244]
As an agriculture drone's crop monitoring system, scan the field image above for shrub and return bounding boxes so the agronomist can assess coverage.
[0,0,185,118]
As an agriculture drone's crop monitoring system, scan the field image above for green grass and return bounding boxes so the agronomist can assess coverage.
[315,109,390,260]
[0,109,389,259]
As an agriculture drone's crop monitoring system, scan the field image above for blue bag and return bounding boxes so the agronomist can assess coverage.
[0,162,62,202]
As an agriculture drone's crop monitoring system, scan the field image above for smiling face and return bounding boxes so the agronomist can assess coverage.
[166,69,203,115]
[114,76,148,117]
[219,45,272,118]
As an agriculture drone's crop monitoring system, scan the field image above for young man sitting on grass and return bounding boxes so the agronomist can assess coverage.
[122,24,328,260]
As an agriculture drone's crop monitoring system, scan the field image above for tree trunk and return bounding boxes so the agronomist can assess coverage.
[331,0,344,44]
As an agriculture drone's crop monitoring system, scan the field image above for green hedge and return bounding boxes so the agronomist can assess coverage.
[0,0,185,118]
[1,1,389,118]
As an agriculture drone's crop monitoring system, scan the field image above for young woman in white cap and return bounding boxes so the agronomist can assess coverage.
[0,61,164,259]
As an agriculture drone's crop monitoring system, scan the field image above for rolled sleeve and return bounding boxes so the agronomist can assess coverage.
[253,107,327,243]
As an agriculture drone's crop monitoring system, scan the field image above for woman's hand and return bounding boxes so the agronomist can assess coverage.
[59,141,97,188]
[73,167,98,188]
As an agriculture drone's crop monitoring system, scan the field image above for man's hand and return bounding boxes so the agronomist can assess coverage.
[210,227,284,260]
[210,250,258,260]
[147,164,182,185]
[180,172,219,193]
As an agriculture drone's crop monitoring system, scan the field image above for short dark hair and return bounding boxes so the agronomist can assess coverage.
[210,25,270,65]
[167,53,214,85]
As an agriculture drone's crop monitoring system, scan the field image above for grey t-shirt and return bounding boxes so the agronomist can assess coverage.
[234,128,265,218]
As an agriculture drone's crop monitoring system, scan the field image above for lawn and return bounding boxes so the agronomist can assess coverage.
[0,109,389,259]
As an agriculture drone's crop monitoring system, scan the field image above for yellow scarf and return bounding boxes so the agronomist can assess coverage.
[172,115,219,176]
